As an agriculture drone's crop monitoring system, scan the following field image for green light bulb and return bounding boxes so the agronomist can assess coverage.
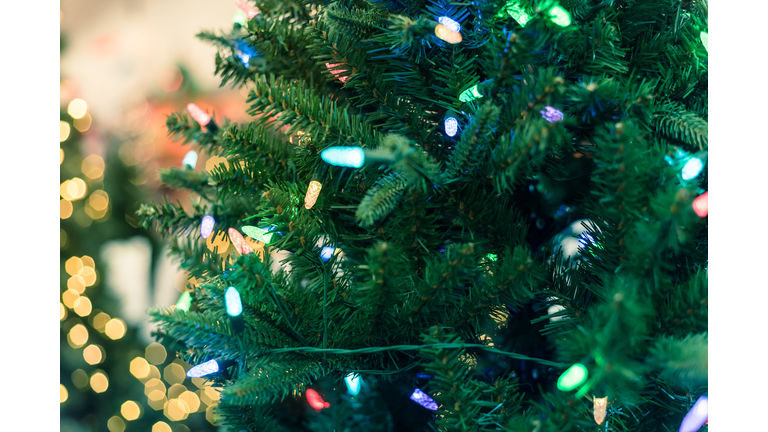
[549,6,571,27]
[505,1,531,26]
[557,363,588,391]
[242,225,273,244]
[233,10,247,26]
[176,292,192,312]
[459,85,483,102]
[700,31,708,51]
[487,254,498,262]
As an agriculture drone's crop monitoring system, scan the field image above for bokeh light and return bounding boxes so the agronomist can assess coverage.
[164,363,186,385]
[145,378,167,396]
[61,178,87,201]
[60,148,64,164]
[107,416,126,432]
[93,312,111,332]
[71,369,89,389]
[131,357,151,379]
[206,231,231,255]
[65,257,84,276]
[148,393,168,411]
[68,324,88,348]
[81,266,97,287]
[60,303,67,321]
[206,405,220,425]
[61,229,68,248]
[68,99,88,119]
[121,401,141,421]
[83,344,104,365]
[62,289,80,309]
[60,384,68,403]
[67,275,86,294]
[179,391,201,413]
[158,66,184,92]
[168,383,187,399]
[82,155,105,179]
[153,421,172,432]
[73,112,92,132]
[146,342,168,365]
[164,398,190,421]
[60,199,73,219]
[105,318,127,339]
[60,121,71,142]
[74,296,92,316]
[90,371,109,393]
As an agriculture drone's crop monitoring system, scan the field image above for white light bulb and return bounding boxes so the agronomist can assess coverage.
[445,117,458,137]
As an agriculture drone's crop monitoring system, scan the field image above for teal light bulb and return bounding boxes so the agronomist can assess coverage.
[321,147,365,168]
[681,157,704,181]
[344,373,361,396]
[225,287,243,317]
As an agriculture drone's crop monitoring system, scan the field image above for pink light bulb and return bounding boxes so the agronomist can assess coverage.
[187,103,212,127]
[234,0,259,20]
[306,389,330,410]
[228,228,254,255]
[325,63,349,83]
[692,191,708,217]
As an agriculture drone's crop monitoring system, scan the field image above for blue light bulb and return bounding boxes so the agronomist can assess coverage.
[681,157,704,181]
[444,117,458,137]
[344,373,361,396]
[410,388,438,410]
[200,215,215,239]
[225,287,243,317]
[321,147,365,168]
[187,359,219,378]
[320,246,335,262]
[438,16,461,33]
[182,151,198,169]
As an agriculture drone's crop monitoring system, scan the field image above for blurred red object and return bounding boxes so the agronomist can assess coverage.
[306,389,329,410]
[692,191,708,217]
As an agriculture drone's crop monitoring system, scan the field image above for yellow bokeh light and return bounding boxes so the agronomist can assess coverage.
[152,421,172,432]
[68,324,88,348]
[60,121,71,142]
[74,296,93,317]
[167,383,187,399]
[81,255,95,269]
[191,377,208,389]
[60,384,68,403]
[206,231,231,255]
[164,398,190,421]
[89,190,109,211]
[105,318,127,340]
[145,365,162,382]
[60,148,65,164]
[68,98,88,119]
[61,178,87,201]
[72,369,89,389]
[74,112,92,132]
[130,357,150,379]
[121,401,141,421]
[81,266,97,287]
[60,199,73,219]
[62,289,80,309]
[148,394,168,411]
[93,312,110,332]
[90,371,109,393]
[163,363,186,385]
[61,229,68,248]
[68,275,86,294]
[107,416,126,432]
[82,155,105,179]
[206,405,220,425]
[145,343,167,365]
[144,378,166,397]
[60,303,67,321]
[205,156,229,172]
[201,386,221,405]
[83,344,104,365]
[179,391,201,413]
[65,257,83,276]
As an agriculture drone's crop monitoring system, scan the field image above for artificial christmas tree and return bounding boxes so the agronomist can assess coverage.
[139,0,708,430]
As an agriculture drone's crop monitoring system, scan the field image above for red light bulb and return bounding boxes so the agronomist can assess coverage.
[306,389,330,410]
[693,191,708,217]
[187,103,212,127]
[228,228,254,255]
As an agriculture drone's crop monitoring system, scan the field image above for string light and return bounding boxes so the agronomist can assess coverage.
[680,395,708,432]
[549,6,572,27]
[344,374,361,396]
[593,396,608,425]
[445,117,459,137]
[320,246,335,262]
[410,388,438,410]
[60,121,71,142]
[304,181,322,209]
[700,31,708,51]
[437,17,461,33]
[325,63,349,83]
[557,363,588,391]
[505,1,531,26]
[681,157,704,180]
[225,286,244,333]
[176,292,192,312]
[182,151,198,169]
[306,389,330,410]
[540,106,564,122]
[435,24,462,44]
[692,191,708,217]
[186,360,219,378]
[234,0,259,20]
[321,147,365,168]
[68,99,88,119]
[200,215,215,239]
[242,225,274,244]
[186,103,218,132]
[229,228,254,254]
[459,85,483,102]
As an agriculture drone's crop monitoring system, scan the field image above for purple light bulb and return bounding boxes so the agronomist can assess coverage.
[410,388,438,410]
[540,106,564,122]
[679,395,708,432]
[200,215,215,239]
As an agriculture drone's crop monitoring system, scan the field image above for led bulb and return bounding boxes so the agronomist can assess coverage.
[680,396,708,432]
[540,106,564,122]
[681,157,704,180]
[306,389,330,410]
[320,246,335,263]
[321,147,365,168]
[228,228,254,254]
[304,181,322,210]
[435,24,462,44]
[187,103,211,127]
[459,85,483,102]
[344,373,361,396]
[233,10,247,25]
[200,215,215,239]
[437,16,461,33]
[234,0,259,19]
[242,225,273,244]
[593,396,607,425]
[557,363,588,391]
[549,6,572,27]
[176,292,192,312]
[445,117,459,137]
[487,253,498,262]
[182,151,198,169]
[506,1,531,26]
[700,31,708,51]
[692,191,708,217]
[225,287,243,317]
[186,359,219,378]
[410,388,438,410]
[325,63,349,83]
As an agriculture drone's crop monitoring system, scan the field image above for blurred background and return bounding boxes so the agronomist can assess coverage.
[59,1,251,431]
